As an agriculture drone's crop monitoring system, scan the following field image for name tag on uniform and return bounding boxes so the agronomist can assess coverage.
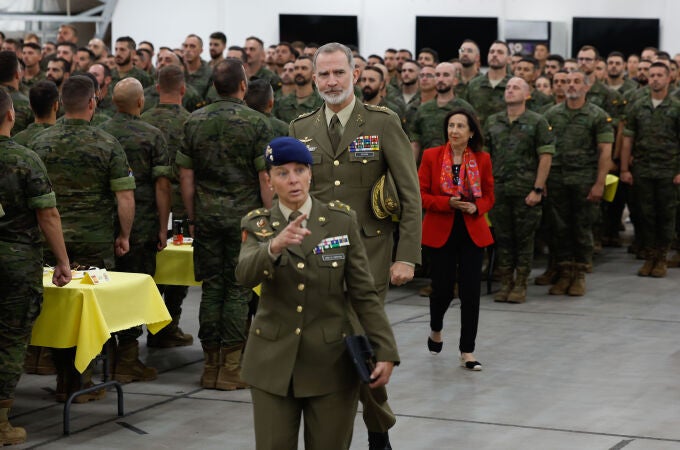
[321,253,345,262]
[313,235,350,254]
[349,135,380,161]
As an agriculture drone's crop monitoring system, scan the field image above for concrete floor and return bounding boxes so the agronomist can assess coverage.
[10,243,680,449]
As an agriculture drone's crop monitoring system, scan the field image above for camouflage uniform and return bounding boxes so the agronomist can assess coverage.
[0,136,56,402]
[623,94,680,257]
[606,78,639,96]
[463,74,512,125]
[111,66,154,89]
[454,73,483,99]
[0,85,33,136]
[267,113,289,137]
[176,97,274,348]
[12,122,51,147]
[20,71,46,96]
[409,96,475,160]
[97,92,117,117]
[143,84,206,113]
[525,89,554,113]
[273,91,324,124]
[587,80,624,125]
[251,66,282,92]
[543,102,614,265]
[186,60,213,100]
[99,112,171,343]
[484,109,555,295]
[378,96,408,133]
[141,103,192,327]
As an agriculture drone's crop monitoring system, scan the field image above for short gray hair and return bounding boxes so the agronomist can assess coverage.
[313,42,354,73]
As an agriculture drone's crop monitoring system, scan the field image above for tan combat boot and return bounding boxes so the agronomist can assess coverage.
[507,268,530,303]
[568,263,587,296]
[548,262,573,295]
[147,317,194,348]
[637,249,655,277]
[24,345,56,375]
[200,344,220,389]
[493,267,514,302]
[651,249,668,278]
[535,263,558,286]
[112,340,157,383]
[216,345,249,391]
[70,366,106,403]
[0,400,26,446]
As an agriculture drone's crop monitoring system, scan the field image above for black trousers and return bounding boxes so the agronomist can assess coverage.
[427,212,484,353]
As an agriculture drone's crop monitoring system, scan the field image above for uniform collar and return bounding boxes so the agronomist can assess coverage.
[278,195,313,227]
[324,96,356,128]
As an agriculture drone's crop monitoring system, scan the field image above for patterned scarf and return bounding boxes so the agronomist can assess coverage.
[440,143,482,200]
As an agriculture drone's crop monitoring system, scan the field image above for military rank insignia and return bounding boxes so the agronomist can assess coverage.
[313,235,350,254]
[349,135,380,154]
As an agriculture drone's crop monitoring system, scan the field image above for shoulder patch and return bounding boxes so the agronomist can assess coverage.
[364,104,392,114]
[327,200,352,214]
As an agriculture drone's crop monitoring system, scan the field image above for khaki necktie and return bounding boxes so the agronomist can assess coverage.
[328,114,342,152]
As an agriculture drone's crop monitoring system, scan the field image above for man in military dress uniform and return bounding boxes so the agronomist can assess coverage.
[0,89,71,446]
[99,78,172,382]
[484,77,554,303]
[543,71,613,296]
[289,42,421,450]
[177,59,274,391]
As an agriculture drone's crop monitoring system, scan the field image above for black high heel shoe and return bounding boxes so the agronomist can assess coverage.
[427,337,443,354]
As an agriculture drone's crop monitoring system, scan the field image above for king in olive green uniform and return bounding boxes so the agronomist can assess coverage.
[289,43,421,447]
[237,136,398,450]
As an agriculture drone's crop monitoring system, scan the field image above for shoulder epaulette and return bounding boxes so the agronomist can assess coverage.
[327,200,352,214]
[245,208,270,218]
[291,107,321,122]
[364,104,392,114]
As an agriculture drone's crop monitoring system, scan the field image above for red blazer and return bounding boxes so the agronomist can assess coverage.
[419,145,495,248]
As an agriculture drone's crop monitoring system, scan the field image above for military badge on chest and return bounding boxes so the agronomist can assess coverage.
[253,217,274,239]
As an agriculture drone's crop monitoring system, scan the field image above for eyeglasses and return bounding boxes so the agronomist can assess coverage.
[418,73,435,79]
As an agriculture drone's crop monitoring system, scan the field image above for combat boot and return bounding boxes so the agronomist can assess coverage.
[651,249,668,278]
[535,263,558,286]
[216,344,249,391]
[200,344,220,389]
[24,345,56,375]
[112,340,157,383]
[507,268,529,303]
[637,249,655,277]
[0,400,26,446]
[548,262,573,295]
[70,366,106,403]
[667,251,680,268]
[493,267,514,302]
[147,317,194,348]
[568,263,587,296]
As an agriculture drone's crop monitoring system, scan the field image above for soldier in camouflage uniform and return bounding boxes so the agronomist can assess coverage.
[87,63,117,117]
[0,89,71,446]
[464,41,513,126]
[543,71,614,296]
[411,62,475,164]
[245,79,289,137]
[182,35,213,100]
[20,42,45,96]
[141,65,195,348]
[99,78,172,382]
[244,37,283,92]
[513,56,554,112]
[0,51,34,135]
[111,36,154,89]
[13,80,58,147]
[620,62,680,278]
[29,75,136,402]
[273,56,323,124]
[484,78,554,303]
[177,59,274,391]
[142,48,205,113]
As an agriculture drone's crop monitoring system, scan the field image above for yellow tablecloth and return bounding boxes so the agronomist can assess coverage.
[154,243,201,286]
[32,271,171,373]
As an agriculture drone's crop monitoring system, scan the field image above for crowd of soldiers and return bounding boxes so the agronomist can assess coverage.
[1,22,679,447]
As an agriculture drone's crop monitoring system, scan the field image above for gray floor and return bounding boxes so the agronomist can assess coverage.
[11,241,680,449]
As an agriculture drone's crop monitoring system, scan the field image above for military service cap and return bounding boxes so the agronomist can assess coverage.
[265,136,313,166]
[371,170,401,219]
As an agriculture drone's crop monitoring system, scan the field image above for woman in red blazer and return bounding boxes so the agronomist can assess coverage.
[419,108,494,371]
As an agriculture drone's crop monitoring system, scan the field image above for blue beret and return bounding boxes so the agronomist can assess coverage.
[265,137,313,166]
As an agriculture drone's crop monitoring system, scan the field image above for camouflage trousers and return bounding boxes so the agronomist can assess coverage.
[546,180,597,264]
[0,242,43,400]
[489,190,542,271]
[194,222,248,348]
[631,177,678,252]
[114,241,158,344]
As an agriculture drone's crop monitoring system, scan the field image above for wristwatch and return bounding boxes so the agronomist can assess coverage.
[533,187,544,194]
